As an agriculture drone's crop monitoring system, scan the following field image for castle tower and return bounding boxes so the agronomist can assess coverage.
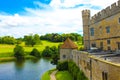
[82,10,90,50]
[60,38,78,61]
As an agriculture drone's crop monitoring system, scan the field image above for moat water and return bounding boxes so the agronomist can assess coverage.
[0,58,55,80]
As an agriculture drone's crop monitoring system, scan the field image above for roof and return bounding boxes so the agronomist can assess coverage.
[61,38,78,49]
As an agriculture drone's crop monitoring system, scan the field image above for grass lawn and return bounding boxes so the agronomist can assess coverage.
[56,71,73,80]
[0,40,62,58]
[41,70,50,80]
[41,68,56,80]
[0,40,83,58]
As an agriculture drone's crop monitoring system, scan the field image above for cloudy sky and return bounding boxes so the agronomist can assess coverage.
[0,0,118,38]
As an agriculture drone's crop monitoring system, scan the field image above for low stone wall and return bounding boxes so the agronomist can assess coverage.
[71,50,120,80]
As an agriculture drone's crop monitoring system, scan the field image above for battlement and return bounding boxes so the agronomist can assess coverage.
[82,9,90,17]
[90,0,120,24]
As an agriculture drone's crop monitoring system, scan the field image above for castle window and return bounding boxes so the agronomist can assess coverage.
[107,46,111,50]
[119,17,120,23]
[63,55,66,59]
[107,40,110,44]
[106,26,110,33]
[100,42,103,50]
[102,72,108,80]
[90,28,94,36]
[91,43,96,47]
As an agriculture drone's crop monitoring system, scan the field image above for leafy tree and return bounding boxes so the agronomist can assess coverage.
[0,36,16,44]
[40,33,82,42]
[42,46,52,57]
[56,61,68,71]
[14,45,24,59]
[24,34,41,47]
[51,54,59,65]
[30,48,41,57]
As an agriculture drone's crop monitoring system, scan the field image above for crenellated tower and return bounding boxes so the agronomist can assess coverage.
[82,10,90,50]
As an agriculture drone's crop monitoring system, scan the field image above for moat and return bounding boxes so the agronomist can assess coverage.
[0,58,55,80]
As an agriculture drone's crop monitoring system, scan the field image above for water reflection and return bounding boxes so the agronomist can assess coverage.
[0,58,55,80]
[15,59,25,70]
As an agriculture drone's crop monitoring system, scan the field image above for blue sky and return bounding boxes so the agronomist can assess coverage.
[0,0,118,38]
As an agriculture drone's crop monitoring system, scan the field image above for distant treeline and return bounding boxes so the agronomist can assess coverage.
[40,33,83,42]
[0,33,83,45]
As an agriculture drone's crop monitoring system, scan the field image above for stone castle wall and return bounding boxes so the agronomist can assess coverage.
[90,0,120,24]
[82,0,120,51]
[71,50,120,80]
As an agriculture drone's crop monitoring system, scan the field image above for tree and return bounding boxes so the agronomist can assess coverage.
[30,48,41,58]
[51,54,59,65]
[42,46,52,57]
[24,34,41,47]
[14,45,24,59]
[0,36,16,44]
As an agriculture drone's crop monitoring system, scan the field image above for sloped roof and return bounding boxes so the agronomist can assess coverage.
[61,38,78,49]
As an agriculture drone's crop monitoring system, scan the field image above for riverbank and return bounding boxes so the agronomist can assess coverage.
[41,69,56,80]
[41,69,73,80]
[0,55,37,63]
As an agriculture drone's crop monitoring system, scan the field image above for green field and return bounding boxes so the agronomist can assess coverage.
[56,71,73,80]
[0,40,83,58]
[0,40,62,58]
[41,70,50,80]
[41,68,56,80]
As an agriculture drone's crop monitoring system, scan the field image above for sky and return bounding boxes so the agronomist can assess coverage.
[0,0,118,38]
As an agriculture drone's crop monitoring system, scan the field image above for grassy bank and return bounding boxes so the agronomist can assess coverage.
[0,40,61,58]
[56,71,73,80]
[41,69,56,80]
[41,70,50,80]
[0,57,16,62]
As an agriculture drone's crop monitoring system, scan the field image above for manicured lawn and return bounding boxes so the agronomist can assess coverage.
[41,70,50,80]
[41,68,56,80]
[56,71,73,80]
[0,40,83,58]
[0,40,62,58]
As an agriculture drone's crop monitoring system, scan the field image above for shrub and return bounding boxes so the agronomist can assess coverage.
[57,61,88,80]
[14,45,24,59]
[56,61,68,71]
[30,48,41,57]
[51,54,59,65]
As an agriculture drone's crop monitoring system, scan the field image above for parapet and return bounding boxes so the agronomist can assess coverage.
[82,9,90,17]
[90,0,120,24]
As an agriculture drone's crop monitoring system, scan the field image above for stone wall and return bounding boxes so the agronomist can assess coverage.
[90,0,120,24]
[60,49,73,61]
[89,12,120,51]
[71,51,120,80]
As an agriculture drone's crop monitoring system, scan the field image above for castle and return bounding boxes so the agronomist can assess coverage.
[82,0,120,51]
[60,0,120,80]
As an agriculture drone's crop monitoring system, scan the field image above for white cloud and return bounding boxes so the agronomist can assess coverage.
[0,0,118,37]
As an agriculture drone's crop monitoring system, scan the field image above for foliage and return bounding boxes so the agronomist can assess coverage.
[0,36,16,44]
[68,61,88,80]
[14,45,25,59]
[40,33,83,42]
[57,61,88,80]
[0,41,61,58]
[56,61,68,71]
[56,71,73,80]
[24,34,41,47]
[42,46,52,57]
[42,46,58,57]
[30,48,41,57]
[51,54,59,65]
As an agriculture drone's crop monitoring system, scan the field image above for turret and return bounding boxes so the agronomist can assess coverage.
[82,10,90,50]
